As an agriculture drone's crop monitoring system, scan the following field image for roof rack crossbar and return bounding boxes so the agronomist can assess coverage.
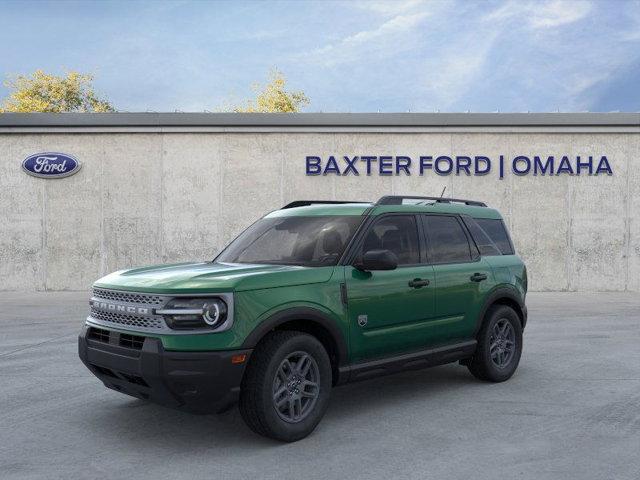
[376,195,487,207]
[282,200,369,209]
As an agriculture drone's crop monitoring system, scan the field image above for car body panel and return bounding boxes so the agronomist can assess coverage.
[430,258,496,343]
[482,255,528,300]
[344,263,437,362]
[94,262,335,294]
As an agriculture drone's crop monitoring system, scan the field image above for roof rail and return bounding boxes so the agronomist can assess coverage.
[376,195,487,207]
[282,200,369,209]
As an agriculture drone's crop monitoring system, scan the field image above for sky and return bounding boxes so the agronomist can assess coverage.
[0,0,639,112]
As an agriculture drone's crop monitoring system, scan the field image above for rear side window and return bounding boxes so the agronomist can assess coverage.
[461,216,502,256]
[360,215,420,265]
[474,218,514,255]
[424,215,472,264]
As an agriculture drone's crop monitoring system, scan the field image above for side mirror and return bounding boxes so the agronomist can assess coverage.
[354,249,398,271]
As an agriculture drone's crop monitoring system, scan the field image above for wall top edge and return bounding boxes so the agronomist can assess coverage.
[0,112,639,128]
[1,126,639,134]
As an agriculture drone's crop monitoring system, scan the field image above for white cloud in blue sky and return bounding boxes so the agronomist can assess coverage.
[0,0,638,112]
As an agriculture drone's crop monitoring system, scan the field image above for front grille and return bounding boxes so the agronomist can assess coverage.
[92,288,164,306]
[88,327,110,343]
[90,307,165,330]
[120,333,145,350]
[89,287,170,333]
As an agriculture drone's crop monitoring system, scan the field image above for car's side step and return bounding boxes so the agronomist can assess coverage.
[338,340,477,384]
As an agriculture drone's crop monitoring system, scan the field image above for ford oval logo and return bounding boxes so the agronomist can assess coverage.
[22,152,81,179]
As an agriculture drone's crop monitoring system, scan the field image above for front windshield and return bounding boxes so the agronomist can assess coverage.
[215,215,364,267]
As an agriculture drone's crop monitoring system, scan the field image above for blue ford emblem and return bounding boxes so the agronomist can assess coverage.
[22,152,81,179]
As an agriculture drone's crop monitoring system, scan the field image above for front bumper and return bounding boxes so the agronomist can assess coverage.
[78,325,251,413]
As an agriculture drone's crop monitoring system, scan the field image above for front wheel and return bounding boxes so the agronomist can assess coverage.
[467,305,523,382]
[239,331,332,442]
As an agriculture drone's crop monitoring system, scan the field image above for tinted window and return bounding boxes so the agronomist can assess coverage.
[462,216,502,256]
[360,216,420,265]
[425,215,472,263]
[216,215,363,267]
[475,218,514,255]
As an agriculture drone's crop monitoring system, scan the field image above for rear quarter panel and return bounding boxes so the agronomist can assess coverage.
[483,255,528,300]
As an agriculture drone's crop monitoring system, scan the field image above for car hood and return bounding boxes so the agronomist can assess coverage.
[93,262,335,294]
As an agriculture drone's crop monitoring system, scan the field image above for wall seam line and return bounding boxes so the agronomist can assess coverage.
[217,137,224,252]
[567,135,574,292]
[332,133,337,200]
[508,134,514,234]
[280,135,285,205]
[100,136,105,278]
[41,134,48,291]
[159,133,165,262]
[449,133,454,196]
[624,138,640,292]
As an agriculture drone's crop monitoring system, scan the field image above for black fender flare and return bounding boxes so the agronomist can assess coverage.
[240,307,349,366]
[475,287,527,335]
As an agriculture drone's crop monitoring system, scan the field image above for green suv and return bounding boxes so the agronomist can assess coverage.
[79,195,527,442]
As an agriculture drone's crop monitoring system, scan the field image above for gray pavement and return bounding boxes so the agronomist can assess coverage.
[0,291,639,480]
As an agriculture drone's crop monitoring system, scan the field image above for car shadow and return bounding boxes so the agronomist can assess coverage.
[81,363,475,449]
[328,363,473,420]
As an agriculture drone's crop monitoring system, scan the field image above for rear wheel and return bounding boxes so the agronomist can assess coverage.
[467,305,523,382]
[239,331,332,442]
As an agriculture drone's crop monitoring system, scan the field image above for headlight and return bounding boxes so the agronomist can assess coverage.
[157,298,228,330]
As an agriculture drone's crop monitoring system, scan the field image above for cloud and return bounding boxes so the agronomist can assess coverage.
[419,28,500,110]
[484,0,592,29]
[245,0,634,113]
[530,0,592,28]
[619,0,640,41]
[474,0,640,112]
[351,0,430,16]
[300,11,430,67]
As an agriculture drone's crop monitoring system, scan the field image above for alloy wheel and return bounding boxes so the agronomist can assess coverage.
[490,319,516,368]
[272,351,321,423]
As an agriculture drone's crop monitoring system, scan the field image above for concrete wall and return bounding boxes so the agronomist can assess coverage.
[1,130,638,291]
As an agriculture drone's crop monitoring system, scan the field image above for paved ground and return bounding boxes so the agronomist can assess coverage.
[0,292,639,480]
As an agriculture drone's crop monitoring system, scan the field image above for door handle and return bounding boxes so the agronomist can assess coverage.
[408,278,430,288]
[470,273,488,282]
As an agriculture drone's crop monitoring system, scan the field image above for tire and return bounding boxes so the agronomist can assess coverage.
[239,331,332,442]
[467,305,523,382]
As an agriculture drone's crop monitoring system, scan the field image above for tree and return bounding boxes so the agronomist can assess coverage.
[233,69,309,113]
[1,70,114,113]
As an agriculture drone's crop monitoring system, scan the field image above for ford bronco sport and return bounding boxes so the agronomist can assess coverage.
[79,195,527,442]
